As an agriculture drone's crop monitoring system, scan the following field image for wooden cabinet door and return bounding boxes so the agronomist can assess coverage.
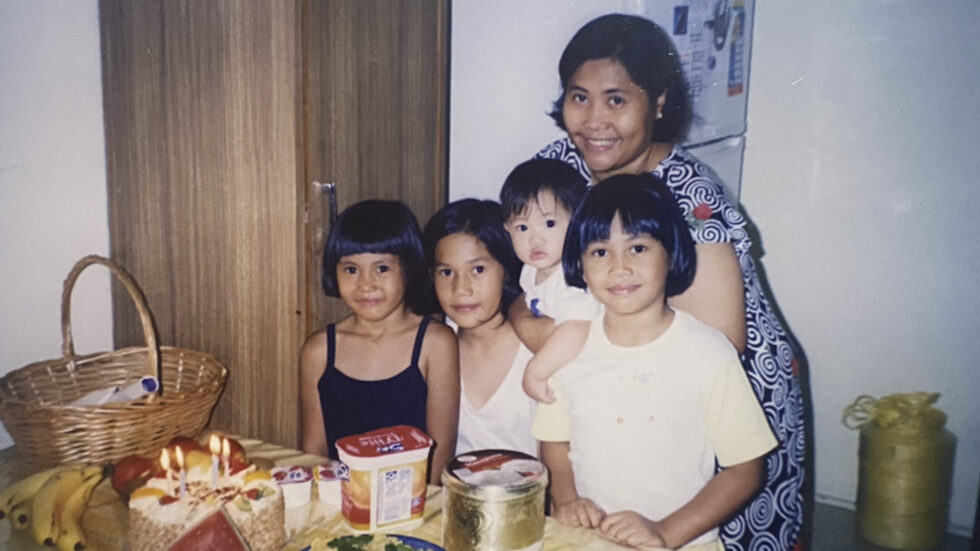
[100,0,304,448]
[99,0,447,449]
[305,0,449,330]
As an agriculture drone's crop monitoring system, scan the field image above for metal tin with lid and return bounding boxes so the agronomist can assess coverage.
[441,449,548,551]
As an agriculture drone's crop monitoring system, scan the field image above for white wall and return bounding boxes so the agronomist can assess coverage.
[450,0,980,535]
[449,0,635,200]
[742,0,980,535]
[0,1,112,448]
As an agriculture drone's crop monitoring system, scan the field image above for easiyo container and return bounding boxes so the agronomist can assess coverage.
[271,465,313,508]
[442,449,548,551]
[335,425,432,533]
[316,460,343,505]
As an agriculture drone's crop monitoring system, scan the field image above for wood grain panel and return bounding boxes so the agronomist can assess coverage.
[100,0,448,450]
[305,0,449,330]
[100,0,304,447]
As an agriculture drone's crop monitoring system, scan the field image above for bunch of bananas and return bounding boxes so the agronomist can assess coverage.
[0,462,106,551]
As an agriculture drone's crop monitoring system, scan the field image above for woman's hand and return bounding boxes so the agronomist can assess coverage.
[598,511,668,549]
[553,497,606,528]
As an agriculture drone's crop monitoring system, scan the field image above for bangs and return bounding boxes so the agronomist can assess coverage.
[332,225,411,259]
[572,187,672,248]
[563,174,696,296]
[321,200,428,312]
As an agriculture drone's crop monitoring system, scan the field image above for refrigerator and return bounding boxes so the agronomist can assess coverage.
[632,0,753,201]
[449,0,754,203]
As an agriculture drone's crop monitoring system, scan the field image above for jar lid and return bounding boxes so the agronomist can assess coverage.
[442,449,547,499]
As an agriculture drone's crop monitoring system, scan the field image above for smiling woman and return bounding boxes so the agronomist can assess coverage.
[529,13,806,551]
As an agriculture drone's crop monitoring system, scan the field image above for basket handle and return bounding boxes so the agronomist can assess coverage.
[61,255,160,384]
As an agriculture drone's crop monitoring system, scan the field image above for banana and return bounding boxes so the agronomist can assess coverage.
[0,464,68,519]
[54,468,104,551]
[9,502,30,530]
[31,464,102,546]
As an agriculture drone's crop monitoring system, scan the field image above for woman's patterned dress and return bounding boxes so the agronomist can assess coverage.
[537,138,806,551]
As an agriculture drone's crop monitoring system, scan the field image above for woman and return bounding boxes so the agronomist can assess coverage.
[423,199,538,458]
[514,14,805,551]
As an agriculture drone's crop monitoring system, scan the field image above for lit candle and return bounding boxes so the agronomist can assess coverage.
[221,438,230,475]
[209,434,221,489]
[175,447,187,498]
[160,448,174,496]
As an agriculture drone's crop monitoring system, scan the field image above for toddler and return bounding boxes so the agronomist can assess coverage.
[500,159,599,403]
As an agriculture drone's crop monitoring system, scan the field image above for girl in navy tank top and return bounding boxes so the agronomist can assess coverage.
[299,200,459,484]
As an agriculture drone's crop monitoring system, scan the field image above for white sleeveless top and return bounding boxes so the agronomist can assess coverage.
[456,342,537,457]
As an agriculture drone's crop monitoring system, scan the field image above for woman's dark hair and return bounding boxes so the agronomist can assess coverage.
[549,13,689,142]
[422,198,523,316]
[322,199,429,313]
[499,158,588,220]
[563,173,696,297]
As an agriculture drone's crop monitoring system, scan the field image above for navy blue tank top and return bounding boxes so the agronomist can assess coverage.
[317,317,430,460]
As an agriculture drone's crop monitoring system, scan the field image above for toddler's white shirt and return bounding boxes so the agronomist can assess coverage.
[520,264,600,324]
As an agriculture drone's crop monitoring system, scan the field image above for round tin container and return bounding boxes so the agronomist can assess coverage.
[441,449,548,551]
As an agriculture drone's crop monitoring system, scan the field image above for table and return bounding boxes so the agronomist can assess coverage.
[0,439,638,551]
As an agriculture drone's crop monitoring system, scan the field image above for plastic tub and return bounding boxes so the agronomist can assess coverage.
[335,425,432,533]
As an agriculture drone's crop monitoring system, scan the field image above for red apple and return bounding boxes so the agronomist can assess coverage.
[224,438,250,473]
[167,436,204,456]
[112,454,158,499]
[153,436,205,473]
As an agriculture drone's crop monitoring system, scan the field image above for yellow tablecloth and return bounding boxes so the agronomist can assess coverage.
[0,439,638,551]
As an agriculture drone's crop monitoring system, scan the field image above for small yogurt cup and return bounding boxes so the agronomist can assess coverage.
[271,465,313,508]
[316,460,342,505]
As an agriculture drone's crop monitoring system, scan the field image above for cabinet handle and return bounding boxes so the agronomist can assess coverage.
[312,181,338,227]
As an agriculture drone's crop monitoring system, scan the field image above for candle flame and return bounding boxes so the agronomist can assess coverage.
[160,448,170,470]
[175,446,184,468]
[209,434,221,455]
[222,438,230,459]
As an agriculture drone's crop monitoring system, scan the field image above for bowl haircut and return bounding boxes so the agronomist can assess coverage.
[321,199,429,314]
[499,158,588,220]
[422,198,523,317]
[562,173,696,297]
[549,13,690,143]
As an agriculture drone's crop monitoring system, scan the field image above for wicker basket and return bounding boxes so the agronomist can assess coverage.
[0,255,227,466]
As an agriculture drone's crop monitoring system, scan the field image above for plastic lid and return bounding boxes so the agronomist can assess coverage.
[140,376,159,393]
[335,425,432,458]
[443,449,546,492]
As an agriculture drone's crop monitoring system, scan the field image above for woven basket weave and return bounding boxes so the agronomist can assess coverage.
[0,255,227,466]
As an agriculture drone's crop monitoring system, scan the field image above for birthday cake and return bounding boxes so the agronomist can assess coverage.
[127,452,285,551]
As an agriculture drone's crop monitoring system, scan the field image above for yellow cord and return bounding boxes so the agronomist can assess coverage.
[842,392,954,550]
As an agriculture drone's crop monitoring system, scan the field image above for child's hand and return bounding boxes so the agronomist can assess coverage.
[522,370,555,403]
[597,511,667,549]
[552,497,605,528]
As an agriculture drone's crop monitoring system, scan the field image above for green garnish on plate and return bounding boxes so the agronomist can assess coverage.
[326,534,418,551]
